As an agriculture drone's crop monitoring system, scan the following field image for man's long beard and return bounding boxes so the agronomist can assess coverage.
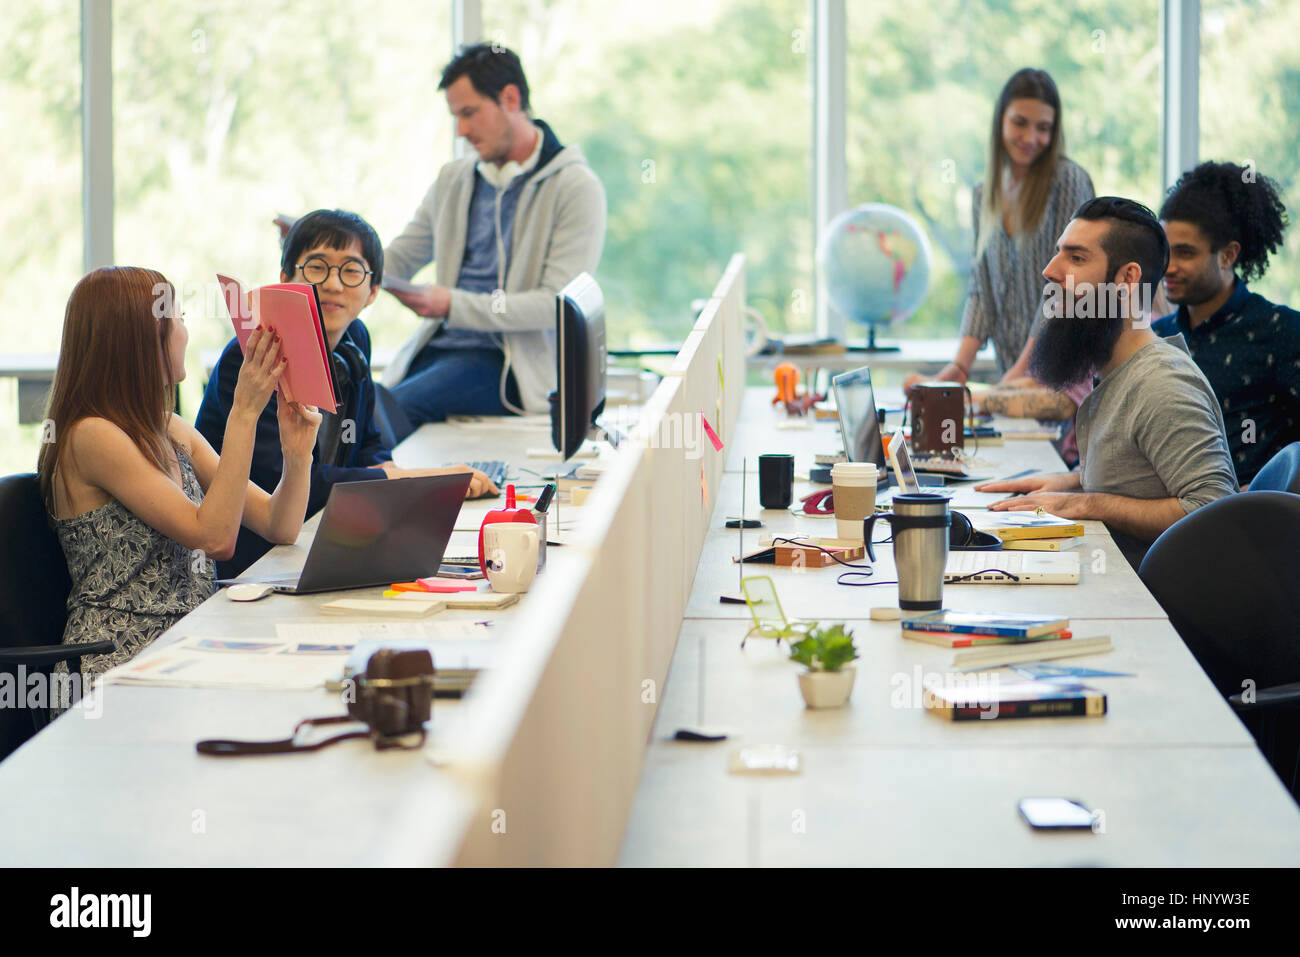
[1029,309,1125,390]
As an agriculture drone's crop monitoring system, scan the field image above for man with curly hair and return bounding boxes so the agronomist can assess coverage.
[1153,161,1300,485]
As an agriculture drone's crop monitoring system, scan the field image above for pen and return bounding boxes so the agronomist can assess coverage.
[534,483,557,514]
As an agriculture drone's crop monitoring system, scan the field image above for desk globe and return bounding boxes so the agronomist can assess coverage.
[817,203,932,350]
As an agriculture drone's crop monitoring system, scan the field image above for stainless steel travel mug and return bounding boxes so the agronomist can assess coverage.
[862,493,950,611]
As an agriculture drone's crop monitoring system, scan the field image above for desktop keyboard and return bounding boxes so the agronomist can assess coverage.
[443,460,510,488]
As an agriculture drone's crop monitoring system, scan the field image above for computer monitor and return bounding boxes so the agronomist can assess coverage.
[550,273,609,460]
[831,366,889,482]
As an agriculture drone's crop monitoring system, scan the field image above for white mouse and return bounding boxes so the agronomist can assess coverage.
[226,582,274,602]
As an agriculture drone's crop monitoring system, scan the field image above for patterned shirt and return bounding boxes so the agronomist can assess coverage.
[960,157,1095,373]
[52,442,216,698]
[1152,278,1300,485]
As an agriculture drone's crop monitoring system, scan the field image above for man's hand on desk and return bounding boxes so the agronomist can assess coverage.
[984,490,1093,519]
[369,461,499,498]
[974,472,1081,496]
[387,284,452,319]
[902,363,966,393]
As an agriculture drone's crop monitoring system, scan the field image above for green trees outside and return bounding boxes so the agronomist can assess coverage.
[1,0,1297,474]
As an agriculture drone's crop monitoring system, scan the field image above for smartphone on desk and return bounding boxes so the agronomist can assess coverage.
[437,562,485,580]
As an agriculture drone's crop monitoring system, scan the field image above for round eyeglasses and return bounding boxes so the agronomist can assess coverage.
[297,258,372,288]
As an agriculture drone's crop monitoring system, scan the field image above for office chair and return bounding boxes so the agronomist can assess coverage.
[1248,441,1300,494]
[1139,491,1300,798]
[0,473,115,761]
[373,383,415,449]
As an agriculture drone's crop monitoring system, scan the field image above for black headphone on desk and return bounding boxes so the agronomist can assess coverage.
[949,510,1003,551]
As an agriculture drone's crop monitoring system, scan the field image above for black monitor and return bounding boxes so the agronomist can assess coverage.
[550,273,609,460]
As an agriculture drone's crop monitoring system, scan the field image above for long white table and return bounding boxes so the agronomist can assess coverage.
[0,416,584,866]
[618,388,1300,865]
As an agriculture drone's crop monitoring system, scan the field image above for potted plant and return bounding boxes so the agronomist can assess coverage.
[789,623,858,709]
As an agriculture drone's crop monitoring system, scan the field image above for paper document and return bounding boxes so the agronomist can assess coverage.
[381,274,433,295]
[104,635,347,690]
[275,621,495,645]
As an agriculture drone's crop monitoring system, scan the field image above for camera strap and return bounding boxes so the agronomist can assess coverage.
[196,715,425,756]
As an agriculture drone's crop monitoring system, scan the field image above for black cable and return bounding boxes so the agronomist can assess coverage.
[769,536,873,569]
[763,536,900,587]
[836,571,899,587]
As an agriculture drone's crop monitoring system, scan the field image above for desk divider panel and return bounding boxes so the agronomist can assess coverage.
[449,441,651,865]
[445,258,745,865]
[710,253,747,439]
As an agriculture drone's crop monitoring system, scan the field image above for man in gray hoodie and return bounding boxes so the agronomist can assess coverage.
[383,43,607,426]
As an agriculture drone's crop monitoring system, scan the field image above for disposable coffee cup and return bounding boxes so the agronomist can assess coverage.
[831,462,878,540]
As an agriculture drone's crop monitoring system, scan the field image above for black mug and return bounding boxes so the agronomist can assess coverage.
[758,453,795,509]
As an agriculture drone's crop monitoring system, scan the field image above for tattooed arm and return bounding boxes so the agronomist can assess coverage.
[979,387,1078,420]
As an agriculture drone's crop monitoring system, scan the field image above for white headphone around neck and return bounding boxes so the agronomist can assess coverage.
[477,160,524,189]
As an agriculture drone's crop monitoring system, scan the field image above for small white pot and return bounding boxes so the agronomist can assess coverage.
[797,665,856,709]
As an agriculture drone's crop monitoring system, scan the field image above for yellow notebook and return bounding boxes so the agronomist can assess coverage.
[980,512,1084,541]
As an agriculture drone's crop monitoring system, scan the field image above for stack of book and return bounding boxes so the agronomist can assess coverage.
[976,511,1085,551]
[901,610,1111,669]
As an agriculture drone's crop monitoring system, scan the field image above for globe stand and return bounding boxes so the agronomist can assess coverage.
[847,325,901,353]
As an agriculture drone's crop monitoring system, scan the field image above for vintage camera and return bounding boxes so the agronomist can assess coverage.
[197,648,436,756]
[348,648,436,742]
[908,382,971,456]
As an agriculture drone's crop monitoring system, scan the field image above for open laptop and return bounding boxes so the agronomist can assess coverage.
[219,473,472,594]
[831,366,942,489]
[832,365,988,480]
[882,425,1014,510]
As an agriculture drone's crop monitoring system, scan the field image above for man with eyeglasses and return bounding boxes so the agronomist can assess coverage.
[975,197,1238,570]
[379,42,607,426]
[197,209,498,576]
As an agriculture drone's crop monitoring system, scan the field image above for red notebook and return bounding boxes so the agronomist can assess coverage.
[217,274,338,411]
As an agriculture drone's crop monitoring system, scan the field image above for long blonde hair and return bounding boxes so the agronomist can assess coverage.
[38,266,178,514]
[977,68,1065,258]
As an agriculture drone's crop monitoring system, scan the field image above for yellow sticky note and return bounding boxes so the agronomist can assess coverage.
[717,356,725,391]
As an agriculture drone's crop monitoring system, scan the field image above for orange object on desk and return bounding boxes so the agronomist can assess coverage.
[772,363,799,406]
[389,581,431,593]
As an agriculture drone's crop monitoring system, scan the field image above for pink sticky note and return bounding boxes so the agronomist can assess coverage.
[701,412,723,452]
[415,577,482,593]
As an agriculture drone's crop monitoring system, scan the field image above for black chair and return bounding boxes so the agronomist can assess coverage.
[373,383,415,450]
[0,473,114,761]
[1248,441,1300,493]
[1139,491,1300,797]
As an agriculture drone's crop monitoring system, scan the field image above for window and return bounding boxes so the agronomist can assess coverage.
[847,1,1161,343]
[0,1,82,473]
[482,0,813,347]
[112,0,451,415]
[1200,0,1300,309]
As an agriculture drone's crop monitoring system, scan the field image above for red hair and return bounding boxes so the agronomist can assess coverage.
[38,266,178,513]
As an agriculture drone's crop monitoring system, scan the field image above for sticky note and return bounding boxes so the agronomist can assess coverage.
[701,412,723,452]
[701,465,709,509]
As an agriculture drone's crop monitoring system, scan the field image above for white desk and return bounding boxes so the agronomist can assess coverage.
[618,387,1300,866]
[0,417,577,866]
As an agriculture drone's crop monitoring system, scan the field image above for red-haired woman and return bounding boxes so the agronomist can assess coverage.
[37,266,319,706]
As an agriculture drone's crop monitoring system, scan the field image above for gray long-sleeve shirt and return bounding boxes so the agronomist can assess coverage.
[1076,338,1238,568]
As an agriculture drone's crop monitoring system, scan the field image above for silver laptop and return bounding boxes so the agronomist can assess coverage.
[220,473,471,594]
[944,551,1081,584]
[831,366,943,489]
